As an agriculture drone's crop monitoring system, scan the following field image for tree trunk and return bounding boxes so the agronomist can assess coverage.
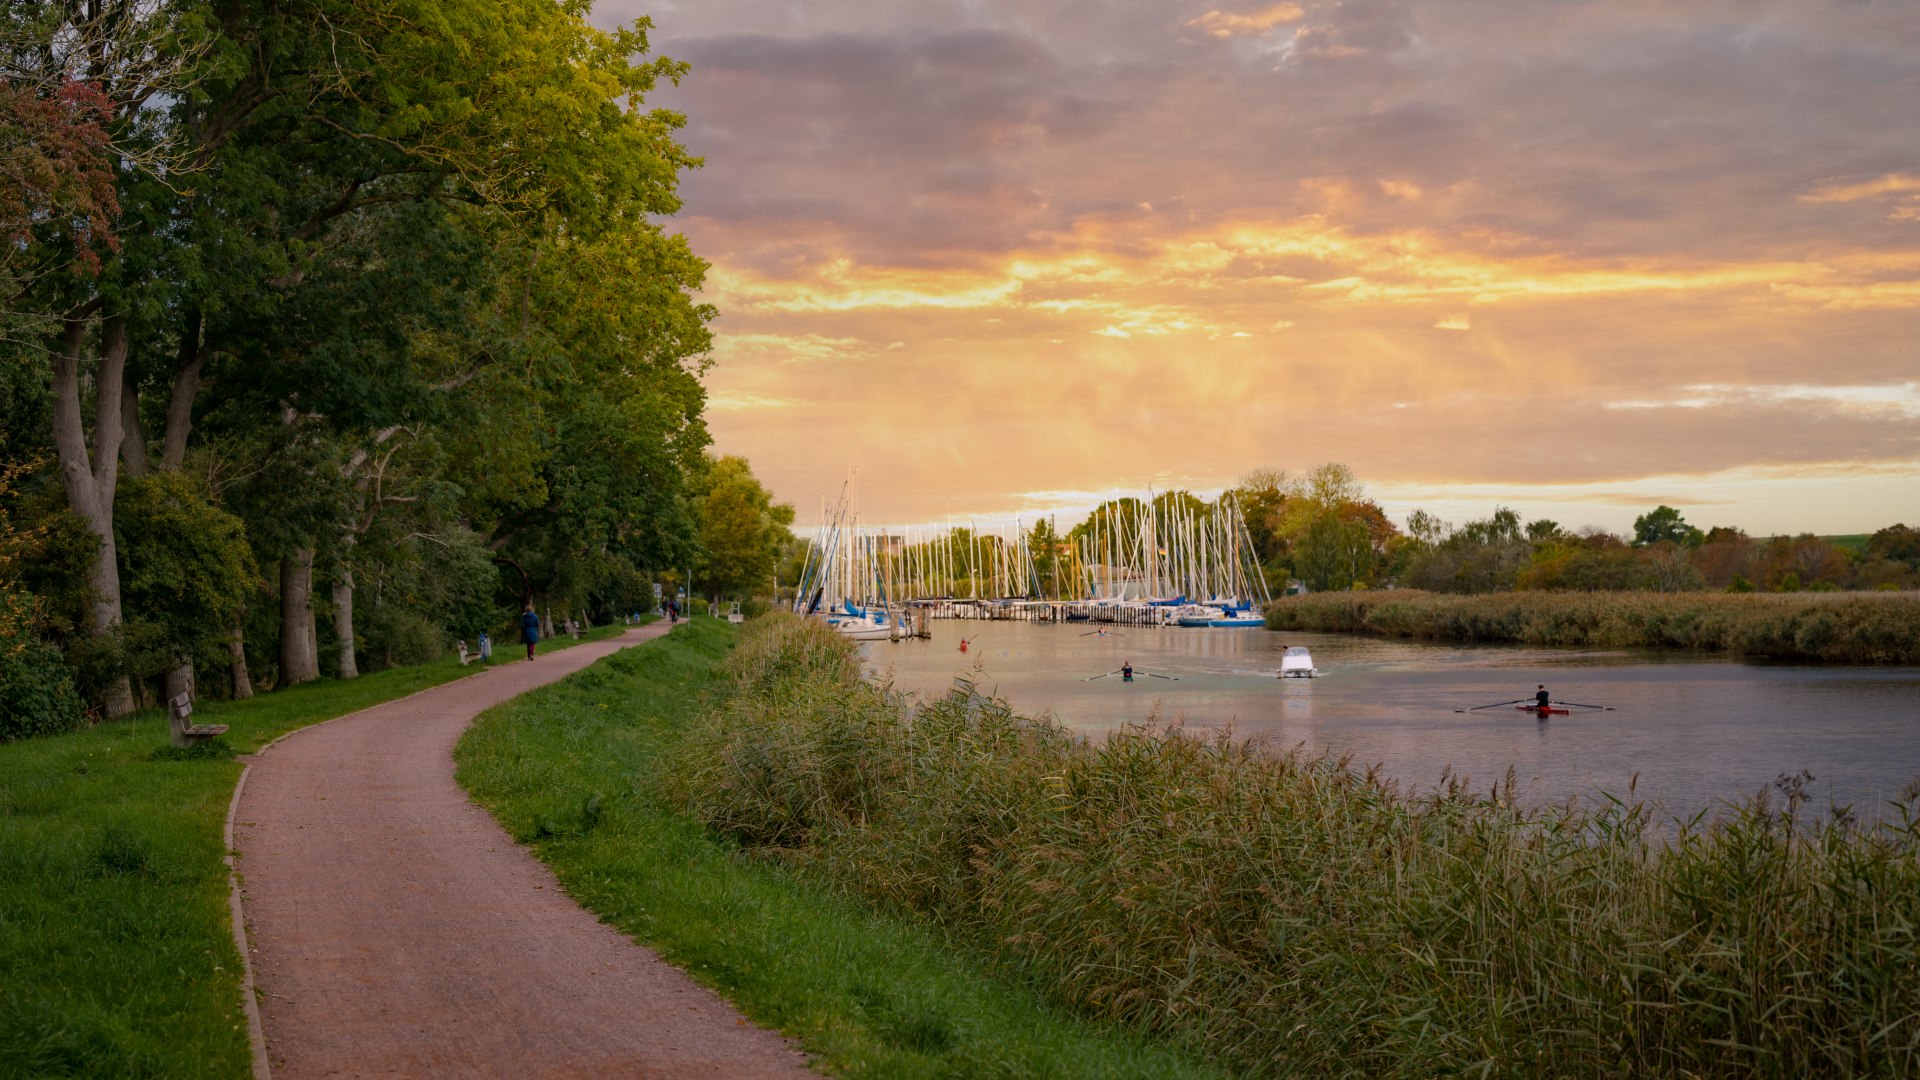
[121,388,149,477]
[332,568,358,679]
[50,311,134,718]
[279,549,319,687]
[160,308,204,470]
[228,626,253,700]
[162,664,195,712]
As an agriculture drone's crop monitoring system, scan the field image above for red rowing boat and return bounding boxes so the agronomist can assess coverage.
[1517,705,1570,715]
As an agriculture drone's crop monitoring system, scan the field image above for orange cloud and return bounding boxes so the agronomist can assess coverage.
[1799,174,1920,203]
[1186,3,1305,39]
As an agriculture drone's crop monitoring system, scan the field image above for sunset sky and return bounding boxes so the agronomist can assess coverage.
[600,0,1920,537]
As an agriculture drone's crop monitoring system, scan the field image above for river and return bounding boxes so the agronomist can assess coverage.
[861,620,1920,820]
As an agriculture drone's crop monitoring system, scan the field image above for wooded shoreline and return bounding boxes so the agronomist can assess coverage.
[1263,589,1920,664]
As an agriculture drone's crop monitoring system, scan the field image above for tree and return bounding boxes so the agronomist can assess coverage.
[1633,505,1704,548]
[694,456,794,601]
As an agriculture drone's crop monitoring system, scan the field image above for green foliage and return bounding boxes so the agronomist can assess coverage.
[112,473,257,675]
[675,616,1920,1078]
[693,455,794,600]
[356,607,447,671]
[1,462,83,741]
[0,615,83,742]
[1633,504,1705,547]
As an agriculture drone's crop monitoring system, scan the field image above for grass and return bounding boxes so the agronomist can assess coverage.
[0,622,628,1080]
[455,615,1228,1079]
[1264,589,1920,663]
[667,614,1920,1078]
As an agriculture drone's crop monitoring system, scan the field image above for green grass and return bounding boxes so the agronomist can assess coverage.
[0,623,629,1080]
[668,615,1920,1079]
[455,616,1228,1079]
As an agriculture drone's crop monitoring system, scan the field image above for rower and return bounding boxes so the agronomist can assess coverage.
[1122,661,1134,682]
[959,637,973,652]
[1535,685,1551,710]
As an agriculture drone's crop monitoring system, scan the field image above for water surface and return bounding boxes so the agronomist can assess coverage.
[863,621,1920,819]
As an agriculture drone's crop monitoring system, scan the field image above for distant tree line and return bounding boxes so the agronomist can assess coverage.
[1,3,790,741]
[1227,467,1916,596]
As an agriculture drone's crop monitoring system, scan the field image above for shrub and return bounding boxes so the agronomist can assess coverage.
[357,606,447,670]
[0,625,84,742]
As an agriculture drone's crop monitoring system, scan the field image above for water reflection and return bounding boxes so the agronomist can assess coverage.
[863,621,1920,820]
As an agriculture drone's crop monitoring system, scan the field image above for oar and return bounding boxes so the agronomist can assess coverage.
[1553,701,1614,711]
[1141,672,1179,681]
[1086,670,1122,681]
[1454,699,1529,713]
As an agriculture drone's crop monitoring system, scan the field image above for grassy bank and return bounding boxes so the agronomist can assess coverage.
[0,624,626,1080]
[1264,589,1920,663]
[455,616,1225,1079]
[669,614,1920,1078]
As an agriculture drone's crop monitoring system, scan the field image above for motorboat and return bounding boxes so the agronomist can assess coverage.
[1279,645,1316,678]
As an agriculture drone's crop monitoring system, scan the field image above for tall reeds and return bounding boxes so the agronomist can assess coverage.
[1264,590,1920,663]
[666,614,1920,1077]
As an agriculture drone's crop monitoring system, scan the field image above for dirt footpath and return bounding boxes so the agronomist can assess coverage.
[232,625,815,1079]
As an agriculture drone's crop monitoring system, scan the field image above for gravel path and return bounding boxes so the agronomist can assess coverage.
[232,626,815,1079]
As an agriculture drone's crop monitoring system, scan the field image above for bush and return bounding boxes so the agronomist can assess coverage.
[0,631,84,742]
[357,605,447,670]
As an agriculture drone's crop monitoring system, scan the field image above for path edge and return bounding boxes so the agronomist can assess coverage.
[220,626,653,1079]
[219,646,541,1080]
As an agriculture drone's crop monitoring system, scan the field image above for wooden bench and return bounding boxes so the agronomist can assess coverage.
[169,692,228,748]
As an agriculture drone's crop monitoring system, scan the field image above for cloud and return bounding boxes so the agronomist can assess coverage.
[1187,3,1304,39]
[594,0,1920,533]
[1800,174,1920,204]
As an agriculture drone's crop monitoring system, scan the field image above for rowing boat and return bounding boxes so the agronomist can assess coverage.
[1517,705,1570,715]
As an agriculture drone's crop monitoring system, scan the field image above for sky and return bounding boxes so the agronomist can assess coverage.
[596,0,1920,537]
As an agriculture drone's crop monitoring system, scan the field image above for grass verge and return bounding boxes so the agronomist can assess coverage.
[455,616,1227,1079]
[1264,588,1920,663]
[0,623,629,1080]
[668,614,1920,1078]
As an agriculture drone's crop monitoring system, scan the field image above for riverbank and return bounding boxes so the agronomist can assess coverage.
[454,617,1224,1078]
[0,625,627,1079]
[674,614,1920,1077]
[1264,589,1920,663]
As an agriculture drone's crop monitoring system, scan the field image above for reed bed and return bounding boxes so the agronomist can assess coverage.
[1263,590,1920,663]
[666,614,1920,1078]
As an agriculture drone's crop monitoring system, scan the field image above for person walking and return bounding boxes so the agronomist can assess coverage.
[521,605,541,660]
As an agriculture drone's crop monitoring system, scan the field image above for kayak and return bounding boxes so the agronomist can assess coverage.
[1517,705,1570,715]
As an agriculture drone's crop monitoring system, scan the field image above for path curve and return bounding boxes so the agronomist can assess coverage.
[233,625,814,1079]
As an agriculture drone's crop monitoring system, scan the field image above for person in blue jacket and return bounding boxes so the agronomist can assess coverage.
[521,605,541,660]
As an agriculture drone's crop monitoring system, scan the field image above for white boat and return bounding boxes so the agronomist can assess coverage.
[1279,645,1316,678]
[832,615,893,641]
[1174,604,1224,627]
